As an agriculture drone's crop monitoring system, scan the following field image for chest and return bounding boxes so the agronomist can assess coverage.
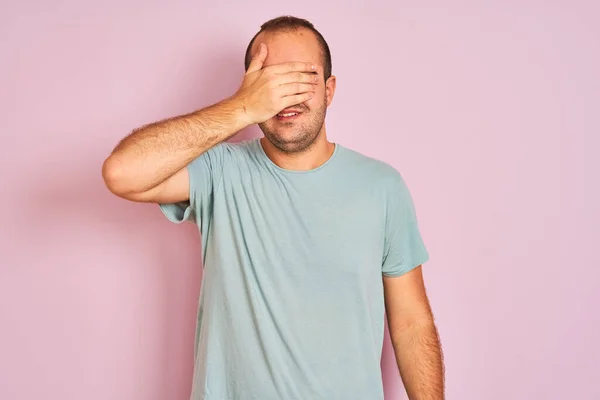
[213,168,385,276]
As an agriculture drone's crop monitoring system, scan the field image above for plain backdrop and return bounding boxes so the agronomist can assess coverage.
[1,1,598,399]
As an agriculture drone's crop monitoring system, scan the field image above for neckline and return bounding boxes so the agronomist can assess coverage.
[254,138,339,174]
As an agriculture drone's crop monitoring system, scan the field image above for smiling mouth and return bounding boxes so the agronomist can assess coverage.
[276,111,302,121]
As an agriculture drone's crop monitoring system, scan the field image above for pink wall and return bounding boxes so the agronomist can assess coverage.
[1,1,599,399]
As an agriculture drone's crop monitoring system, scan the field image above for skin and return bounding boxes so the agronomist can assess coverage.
[102,27,444,400]
[252,28,337,170]
[384,267,445,400]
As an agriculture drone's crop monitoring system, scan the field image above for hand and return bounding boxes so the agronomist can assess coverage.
[233,43,318,125]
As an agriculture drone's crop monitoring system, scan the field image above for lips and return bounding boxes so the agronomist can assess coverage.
[277,108,303,117]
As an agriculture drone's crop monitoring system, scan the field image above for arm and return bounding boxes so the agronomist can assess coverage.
[102,98,248,203]
[102,42,317,203]
[383,266,445,400]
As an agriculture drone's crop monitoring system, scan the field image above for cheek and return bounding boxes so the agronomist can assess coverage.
[305,84,326,106]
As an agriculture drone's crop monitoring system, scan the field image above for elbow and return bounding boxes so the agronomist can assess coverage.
[102,155,154,202]
[102,155,132,198]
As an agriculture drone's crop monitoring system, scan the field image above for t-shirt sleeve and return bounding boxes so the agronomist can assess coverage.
[381,172,430,277]
[158,143,227,225]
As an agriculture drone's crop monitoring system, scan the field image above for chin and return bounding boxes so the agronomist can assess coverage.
[263,130,319,154]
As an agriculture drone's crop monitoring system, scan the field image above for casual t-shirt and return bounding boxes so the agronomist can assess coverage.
[160,138,429,400]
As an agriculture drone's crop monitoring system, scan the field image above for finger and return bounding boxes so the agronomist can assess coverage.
[246,43,267,74]
[281,92,314,108]
[278,82,316,97]
[268,61,316,75]
[277,71,319,86]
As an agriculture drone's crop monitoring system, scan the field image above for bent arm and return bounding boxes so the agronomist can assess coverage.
[102,96,249,202]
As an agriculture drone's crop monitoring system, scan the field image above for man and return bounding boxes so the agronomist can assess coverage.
[102,15,444,400]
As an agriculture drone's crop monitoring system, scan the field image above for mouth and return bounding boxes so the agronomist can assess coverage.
[276,110,303,121]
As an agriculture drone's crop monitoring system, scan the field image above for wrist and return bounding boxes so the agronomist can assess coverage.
[225,94,255,128]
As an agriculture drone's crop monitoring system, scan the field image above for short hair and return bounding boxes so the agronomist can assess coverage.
[244,15,332,81]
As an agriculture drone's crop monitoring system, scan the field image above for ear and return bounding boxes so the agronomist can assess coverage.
[325,75,337,107]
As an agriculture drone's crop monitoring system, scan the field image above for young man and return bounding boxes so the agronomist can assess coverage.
[103,15,444,400]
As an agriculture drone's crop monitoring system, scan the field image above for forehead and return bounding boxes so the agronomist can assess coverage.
[252,28,322,68]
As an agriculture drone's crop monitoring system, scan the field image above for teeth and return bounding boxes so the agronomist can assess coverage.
[279,112,298,117]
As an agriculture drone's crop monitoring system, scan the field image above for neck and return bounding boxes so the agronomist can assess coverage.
[260,132,335,171]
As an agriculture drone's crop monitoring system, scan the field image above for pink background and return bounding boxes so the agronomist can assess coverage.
[1,1,599,399]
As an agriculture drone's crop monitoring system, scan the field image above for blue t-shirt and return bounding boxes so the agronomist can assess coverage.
[160,138,429,400]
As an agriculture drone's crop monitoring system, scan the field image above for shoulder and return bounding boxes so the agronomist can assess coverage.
[338,146,421,219]
[337,144,408,191]
[202,139,258,163]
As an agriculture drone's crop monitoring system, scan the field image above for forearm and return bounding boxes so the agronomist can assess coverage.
[390,319,445,400]
[103,96,248,195]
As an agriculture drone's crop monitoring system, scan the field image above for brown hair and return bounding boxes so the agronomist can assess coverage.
[244,15,332,81]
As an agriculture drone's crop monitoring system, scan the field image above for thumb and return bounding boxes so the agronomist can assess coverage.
[246,43,267,74]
